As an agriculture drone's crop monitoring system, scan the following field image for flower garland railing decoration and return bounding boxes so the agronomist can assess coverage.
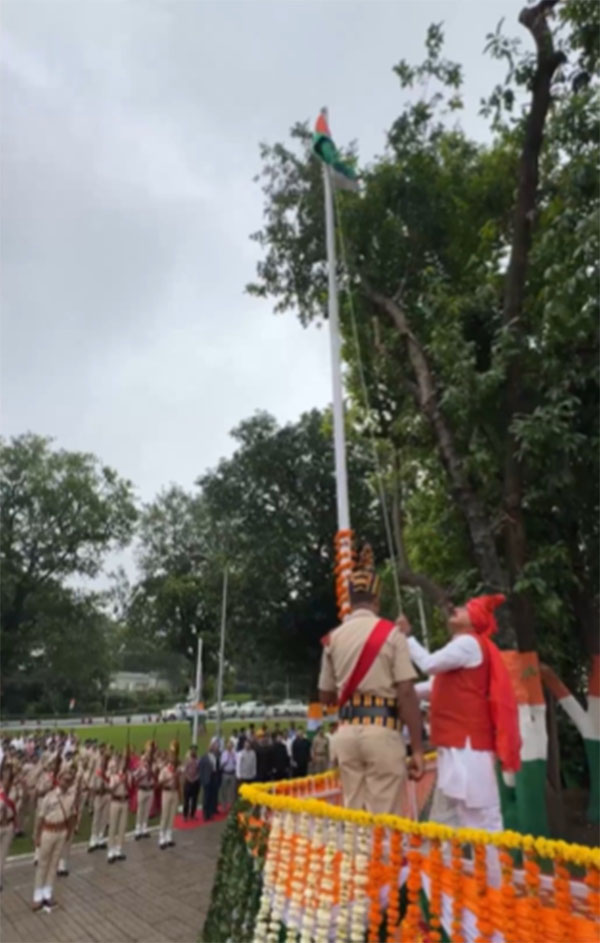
[202,766,600,943]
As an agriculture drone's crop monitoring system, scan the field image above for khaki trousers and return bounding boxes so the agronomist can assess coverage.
[0,824,14,886]
[32,797,47,861]
[311,757,329,774]
[159,790,178,841]
[107,800,128,855]
[333,724,407,814]
[220,772,236,808]
[90,794,110,845]
[136,788,153,833]
[34,829,66,902]
[59,830,73,871]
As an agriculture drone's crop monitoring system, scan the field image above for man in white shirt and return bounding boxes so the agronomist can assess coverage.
[398,593,519,835]
[220,740,237,809]
[236,741,257,785]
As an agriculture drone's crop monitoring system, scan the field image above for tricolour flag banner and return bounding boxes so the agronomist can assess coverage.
[312,109,359,192]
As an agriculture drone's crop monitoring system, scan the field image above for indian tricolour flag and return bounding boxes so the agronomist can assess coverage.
[312,109,359,192]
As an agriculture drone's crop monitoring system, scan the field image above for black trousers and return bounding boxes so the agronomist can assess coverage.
[183,780,200,819]
[202,774,219,820]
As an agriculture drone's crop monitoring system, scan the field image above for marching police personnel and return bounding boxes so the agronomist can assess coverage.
[88,746,111,851]
[107,751,131,863]
[157,741,181,849]
[133,741,156,839]
[0,761,18,890]
[32,764,76,911]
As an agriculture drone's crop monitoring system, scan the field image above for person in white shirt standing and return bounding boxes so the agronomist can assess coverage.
[236,740,257,788]
[398,593,521,835]
[219,740,237,810]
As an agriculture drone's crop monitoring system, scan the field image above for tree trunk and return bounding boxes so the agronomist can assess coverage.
[501,1,566,651]
[364,285,513,642]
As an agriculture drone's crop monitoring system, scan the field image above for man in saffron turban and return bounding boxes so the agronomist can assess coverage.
[399,594,521,834]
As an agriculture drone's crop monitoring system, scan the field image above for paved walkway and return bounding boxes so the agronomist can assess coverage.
[1,822,224,943]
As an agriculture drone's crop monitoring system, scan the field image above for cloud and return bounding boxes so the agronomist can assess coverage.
[1,0,525,524]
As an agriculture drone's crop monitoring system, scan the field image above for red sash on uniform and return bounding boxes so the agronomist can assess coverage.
[0,790,16,818]
[338,618,396,707]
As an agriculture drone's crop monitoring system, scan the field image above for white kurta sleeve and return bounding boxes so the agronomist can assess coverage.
[414,680,433,700]
[407,634,482,675]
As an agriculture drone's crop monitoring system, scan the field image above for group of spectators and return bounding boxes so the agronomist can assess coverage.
[182,722,336,823]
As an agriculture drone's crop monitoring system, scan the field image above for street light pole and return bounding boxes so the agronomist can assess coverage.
[216,567,228,742]
[192,636,203,746]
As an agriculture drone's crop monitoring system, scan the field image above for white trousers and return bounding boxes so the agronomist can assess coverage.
[429,787,502,886]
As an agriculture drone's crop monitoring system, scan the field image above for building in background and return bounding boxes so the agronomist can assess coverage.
[108,671,172,694]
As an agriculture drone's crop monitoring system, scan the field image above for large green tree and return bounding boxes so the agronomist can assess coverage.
[0,434,137,712]
[131,410,386,693]
[247,4,598,671]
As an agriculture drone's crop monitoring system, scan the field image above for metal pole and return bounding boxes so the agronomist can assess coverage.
[192,636,203,746]
[323,123,351,613]
[216,567,228,742]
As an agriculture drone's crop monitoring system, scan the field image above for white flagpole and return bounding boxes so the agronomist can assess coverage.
[216,567,228,742]
[323,114,351,550]
[192,636,203,746]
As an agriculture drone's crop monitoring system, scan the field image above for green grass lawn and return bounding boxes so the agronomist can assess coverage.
[8,720,246,857]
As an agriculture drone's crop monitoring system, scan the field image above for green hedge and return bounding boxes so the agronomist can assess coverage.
[201,800,266,942]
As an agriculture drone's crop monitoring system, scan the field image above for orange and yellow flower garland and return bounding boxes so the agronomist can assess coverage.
[428,838,443,943]
[404,833,423,941]
[473,843,492,942]
[386,830,403,942]
[240,773,600,943]
[450,838,464,943]
[367,825,385,941]
[499,849,518,943]
[586,865,600,923]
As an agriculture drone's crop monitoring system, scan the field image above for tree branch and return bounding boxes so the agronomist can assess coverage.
[363,284,510,610]
[396,567,451,611]
[501,2,566,650]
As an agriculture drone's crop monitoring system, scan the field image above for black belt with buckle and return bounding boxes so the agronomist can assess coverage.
[339,693,398,729]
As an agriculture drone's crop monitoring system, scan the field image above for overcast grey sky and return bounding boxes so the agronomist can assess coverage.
[2,0,526,507]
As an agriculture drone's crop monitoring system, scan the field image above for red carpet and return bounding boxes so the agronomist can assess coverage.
[174,810,229,830]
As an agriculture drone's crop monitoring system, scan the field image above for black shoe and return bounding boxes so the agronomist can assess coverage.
[57,870,68,877]
[43,898,57,910]
[167,840,175,847]
[134,833,142,841]
[117,853,126,861]
[159,842,167,850]
[142,832,151,838]
[87,845,96,853]
[108,857,116,865]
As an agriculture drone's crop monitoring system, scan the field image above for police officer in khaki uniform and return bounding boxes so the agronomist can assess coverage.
[88,746,111,851]
[318,544,424,814]
[310,728,330,774]
[157,742,181,849]
[0,761,18,890]
[57,756,83,876]
[33,765,76,911]
[107,753,131,863]
[133,742,156,839]
[32,756,57,866]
